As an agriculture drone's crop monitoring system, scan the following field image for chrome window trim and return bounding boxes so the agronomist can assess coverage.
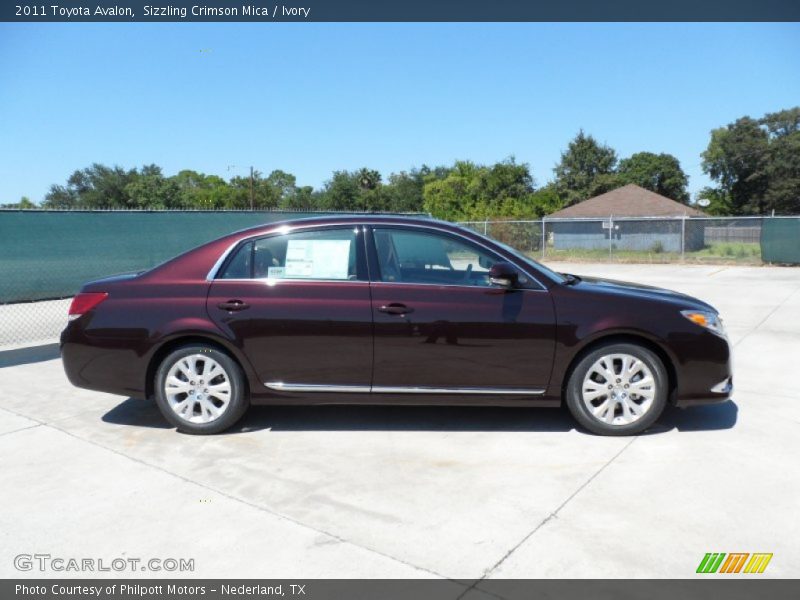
[207,224,364,282]
[206,220,549,290]
[368,280,544,292]
[265,382,545,395]
[212,278,368,285]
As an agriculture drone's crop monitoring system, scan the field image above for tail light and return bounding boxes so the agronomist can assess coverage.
[68,292,108,321]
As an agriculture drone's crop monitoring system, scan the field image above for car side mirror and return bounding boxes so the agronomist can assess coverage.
[489,262,519,288]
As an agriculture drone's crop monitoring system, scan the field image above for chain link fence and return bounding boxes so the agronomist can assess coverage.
[2,211,799,349]
[461,216,800,266]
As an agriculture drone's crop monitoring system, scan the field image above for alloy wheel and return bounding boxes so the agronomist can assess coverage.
[164,354,232,424]
[581,353,656,426]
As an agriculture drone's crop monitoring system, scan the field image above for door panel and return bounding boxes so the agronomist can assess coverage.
[208,280,373,387]
[207,226,373,389]
[370,283,555,390]
[368,226,556,392]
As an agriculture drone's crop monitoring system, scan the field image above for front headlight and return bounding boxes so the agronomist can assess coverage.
[681,309,726,337]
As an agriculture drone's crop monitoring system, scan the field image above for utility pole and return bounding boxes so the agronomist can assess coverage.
[249,166,255,211]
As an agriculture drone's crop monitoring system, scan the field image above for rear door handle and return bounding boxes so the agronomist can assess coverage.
[378,303,413,315]
[217,300,250,312]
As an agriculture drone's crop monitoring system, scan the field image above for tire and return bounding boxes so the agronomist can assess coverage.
[565,342,668,436]
[154,344,249,434]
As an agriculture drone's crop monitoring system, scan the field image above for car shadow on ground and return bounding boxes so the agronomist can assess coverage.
[103,397,738,435]
[0,343,59,368]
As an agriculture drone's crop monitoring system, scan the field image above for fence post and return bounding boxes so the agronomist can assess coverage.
[483,219,488,236]
[681,215,686,260]
[541,220,546,259]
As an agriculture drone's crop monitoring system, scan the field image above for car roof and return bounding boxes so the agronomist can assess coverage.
[227,213,456,238]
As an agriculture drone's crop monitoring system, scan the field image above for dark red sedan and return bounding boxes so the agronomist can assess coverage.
[61,215,732,435]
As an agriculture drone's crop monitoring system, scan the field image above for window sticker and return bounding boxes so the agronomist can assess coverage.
[267,266,285,279]
[284,239,351,280]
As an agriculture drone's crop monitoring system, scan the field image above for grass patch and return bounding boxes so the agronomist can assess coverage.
[536,242,762,265]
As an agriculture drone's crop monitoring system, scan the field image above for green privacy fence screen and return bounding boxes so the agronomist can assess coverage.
[0,210,334,303]
[761,218,800,264]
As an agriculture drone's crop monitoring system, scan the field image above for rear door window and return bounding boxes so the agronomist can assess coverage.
[218,228,362,281]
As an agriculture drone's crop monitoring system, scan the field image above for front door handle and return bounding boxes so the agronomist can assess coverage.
[217,299,250,312]
[378,303,413,316]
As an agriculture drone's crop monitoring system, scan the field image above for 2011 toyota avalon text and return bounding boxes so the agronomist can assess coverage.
[60,215,733,435]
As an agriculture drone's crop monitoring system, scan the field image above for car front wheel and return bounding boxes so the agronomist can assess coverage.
[566,342,668,435]
[154,344,249,434]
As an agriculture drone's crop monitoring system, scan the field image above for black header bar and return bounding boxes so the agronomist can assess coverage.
[4,0,800,22]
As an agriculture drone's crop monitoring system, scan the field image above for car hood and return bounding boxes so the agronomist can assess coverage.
[571,275,716,312]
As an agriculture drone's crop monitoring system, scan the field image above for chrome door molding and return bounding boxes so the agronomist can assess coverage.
[372,385,544,395]
[265,382,372,393]
[265,382,545,395]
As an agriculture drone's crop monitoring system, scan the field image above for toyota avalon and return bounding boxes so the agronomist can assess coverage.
[61,215,732,435]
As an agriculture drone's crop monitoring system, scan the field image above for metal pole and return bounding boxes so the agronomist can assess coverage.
[249,166,255,210]
[484,219,488,236]
[541,220,546,259]
[608,216,613,259]
[681,215,686,259]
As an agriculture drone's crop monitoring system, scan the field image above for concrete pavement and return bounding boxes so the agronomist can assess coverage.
[0,263,798,582]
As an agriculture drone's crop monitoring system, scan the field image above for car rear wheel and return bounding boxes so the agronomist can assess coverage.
[154,344,249,434]
[566,342,668,435]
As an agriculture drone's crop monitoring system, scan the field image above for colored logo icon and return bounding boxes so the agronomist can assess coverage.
[697,553,773,574]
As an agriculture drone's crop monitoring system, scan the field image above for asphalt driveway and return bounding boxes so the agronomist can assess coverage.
[1,262,798,581]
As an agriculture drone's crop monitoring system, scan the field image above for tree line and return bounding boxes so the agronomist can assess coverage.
[4,106,798,218]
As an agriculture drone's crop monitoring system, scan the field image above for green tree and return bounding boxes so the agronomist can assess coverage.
[761,108,800,214]
[42,163,139,208]
[423,159,542,221]
[125,164,180,208]
[228,170,286,209]
[701,117,769,214]
[355,168,390,212]
[696,186,733,216]
[554,130,618,206]
[319,170,362,211]
[279,185,317,210]
[701,107,800,215]
[384,169,426,213]
[617,152,690,202]
[423,161,483,220]
[266,169,298,207]
[317,168,389,212]
[529,184,565,217]
[171,170,232,208]
[42,184,77,208]
[1,196,36,209]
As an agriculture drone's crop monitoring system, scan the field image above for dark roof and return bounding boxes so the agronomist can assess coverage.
[546,184,705,219]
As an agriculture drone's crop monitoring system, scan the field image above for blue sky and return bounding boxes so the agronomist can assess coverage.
[1,23,798,204]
